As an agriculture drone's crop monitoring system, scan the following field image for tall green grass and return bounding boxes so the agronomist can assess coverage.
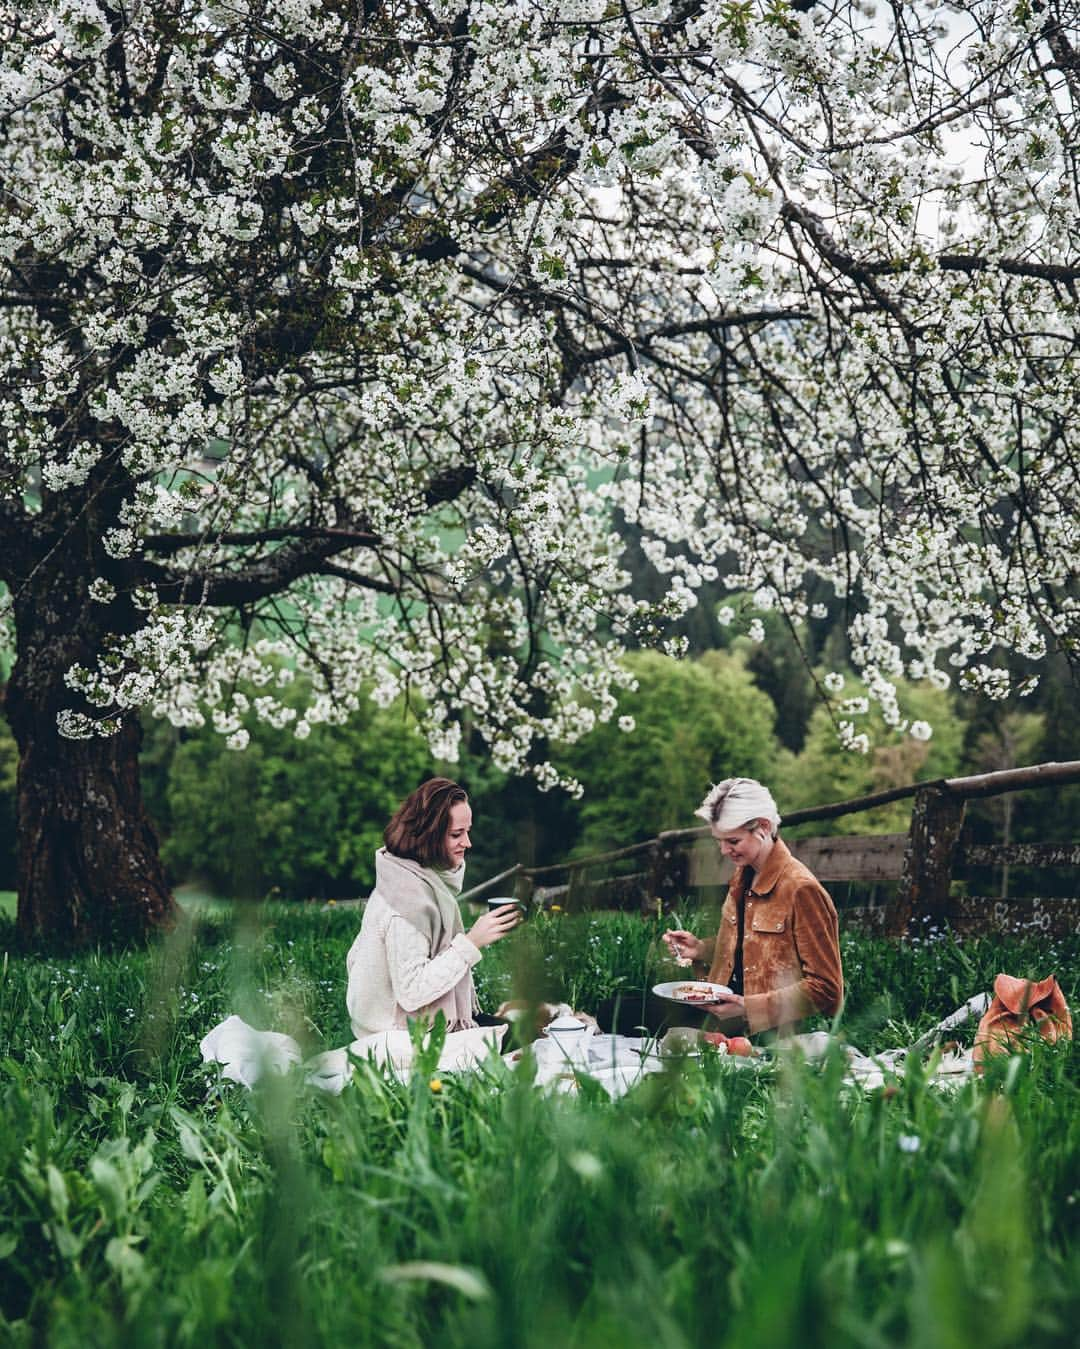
[0,906,1077,1347]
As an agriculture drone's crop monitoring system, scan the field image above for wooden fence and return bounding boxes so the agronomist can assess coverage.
[460,760,1080,938]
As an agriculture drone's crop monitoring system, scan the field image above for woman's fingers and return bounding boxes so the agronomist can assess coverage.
[703,994,745,1023]
[663,929,700,962]
[473,905,522,946]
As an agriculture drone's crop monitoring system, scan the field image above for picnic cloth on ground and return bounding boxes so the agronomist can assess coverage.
[203,987,1063,1099]
[199,1014,506,1093]
[973,974,1072,1071]
[345,849,480,1038]
[788,1031,977,1091]
[785,992,995,1089]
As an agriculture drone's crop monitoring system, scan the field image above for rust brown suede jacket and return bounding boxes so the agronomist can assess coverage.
[698,838,844,1034]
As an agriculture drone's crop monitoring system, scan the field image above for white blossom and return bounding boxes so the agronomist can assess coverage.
[0,0,1074,779]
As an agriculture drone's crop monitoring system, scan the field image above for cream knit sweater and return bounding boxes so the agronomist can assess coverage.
[345,892,482,1039]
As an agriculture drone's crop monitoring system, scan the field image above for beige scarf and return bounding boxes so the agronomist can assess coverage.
[374,848,477,1030]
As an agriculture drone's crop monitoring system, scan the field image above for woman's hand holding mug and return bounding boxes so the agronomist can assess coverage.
[468,900,522,950]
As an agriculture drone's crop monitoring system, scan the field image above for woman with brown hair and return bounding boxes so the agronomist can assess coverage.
[345,778,519,1053]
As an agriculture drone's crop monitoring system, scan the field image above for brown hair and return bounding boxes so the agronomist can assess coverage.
[383,777,468,868]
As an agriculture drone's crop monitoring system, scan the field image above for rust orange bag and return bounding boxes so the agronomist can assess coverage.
[973,973,1072,1071]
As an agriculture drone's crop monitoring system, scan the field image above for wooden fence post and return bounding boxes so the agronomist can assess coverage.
[887,786,966,937]
[513,869,534,909]
[566,863,589,913]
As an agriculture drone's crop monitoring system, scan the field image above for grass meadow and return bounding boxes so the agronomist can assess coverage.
[0,903,1077,1348]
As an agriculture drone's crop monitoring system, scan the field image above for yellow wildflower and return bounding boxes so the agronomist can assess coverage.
[429,1078,443,1093]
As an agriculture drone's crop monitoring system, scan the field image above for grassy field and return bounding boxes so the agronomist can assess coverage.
[0,903,1077,1348]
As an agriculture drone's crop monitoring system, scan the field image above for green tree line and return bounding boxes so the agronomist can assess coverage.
[1,624,1077,901]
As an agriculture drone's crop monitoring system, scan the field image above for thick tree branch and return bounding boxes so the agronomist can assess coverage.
[782,200,1080,287]
[937,254,1080,284]
[575,310,816,365]
[141,525,380,555]
[136,541,396,607]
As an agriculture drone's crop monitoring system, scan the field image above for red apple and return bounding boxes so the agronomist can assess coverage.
[726,1036,754,1057]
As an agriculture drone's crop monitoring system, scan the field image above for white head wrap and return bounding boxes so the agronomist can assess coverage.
[694,778,780,833]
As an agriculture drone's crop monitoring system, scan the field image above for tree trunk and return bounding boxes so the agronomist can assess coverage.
[4,534,177,948]
[8,707,175,947]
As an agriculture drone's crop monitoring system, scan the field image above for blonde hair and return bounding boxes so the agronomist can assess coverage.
[695,778,780,836]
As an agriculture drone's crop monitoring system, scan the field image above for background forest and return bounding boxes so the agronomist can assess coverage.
[3,597,1076,905]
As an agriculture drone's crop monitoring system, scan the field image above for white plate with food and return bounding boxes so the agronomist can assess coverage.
[651,980,732,1006]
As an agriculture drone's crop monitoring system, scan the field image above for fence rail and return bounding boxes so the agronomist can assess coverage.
[461,759,1080,938]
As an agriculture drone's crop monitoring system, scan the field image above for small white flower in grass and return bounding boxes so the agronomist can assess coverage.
[618,715,635,733]
[910,721,933,741]
[897,1134,920,1153]
[810,603,829,620]
[717,605,734,626]
[568,1150,604,1180]
[747,618,765,643]
[225,728,249,750]
[823,671,845,693]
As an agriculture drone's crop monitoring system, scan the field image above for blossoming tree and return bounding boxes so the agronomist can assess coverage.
[1,0,1077,943]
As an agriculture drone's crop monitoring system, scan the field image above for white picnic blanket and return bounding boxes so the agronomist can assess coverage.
[200,995,990,1098]
[199,1015,506,1094]
[523,1029,976,1099]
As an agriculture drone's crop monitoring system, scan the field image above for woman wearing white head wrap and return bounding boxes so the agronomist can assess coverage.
[694,777,781,836]
[662,778,843,1035]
